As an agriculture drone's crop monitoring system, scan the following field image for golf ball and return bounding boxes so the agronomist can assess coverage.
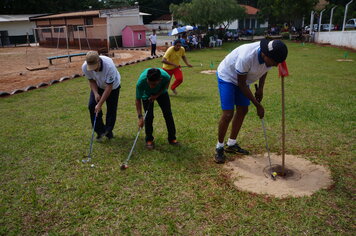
[91,164,95,168]
[272,172,277,177]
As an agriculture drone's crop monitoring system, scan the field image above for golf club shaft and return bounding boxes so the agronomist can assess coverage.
[123,109,149,165]
[261,118,273,169]
[180,63,202,68]
[88,114,97,159]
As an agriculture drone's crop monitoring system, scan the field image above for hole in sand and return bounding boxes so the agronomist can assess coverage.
[224,153,333,198]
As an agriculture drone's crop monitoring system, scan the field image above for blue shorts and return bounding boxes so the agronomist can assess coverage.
[217,77,250,110]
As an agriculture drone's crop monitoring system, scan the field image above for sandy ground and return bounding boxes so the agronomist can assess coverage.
[0,46,163,94]
[200,70,217,74]
[224,153,333,198]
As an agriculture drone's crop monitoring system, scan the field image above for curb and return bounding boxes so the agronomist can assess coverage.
[1,53,164,98]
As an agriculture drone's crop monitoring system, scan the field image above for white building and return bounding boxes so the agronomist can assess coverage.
[0,14,44,46]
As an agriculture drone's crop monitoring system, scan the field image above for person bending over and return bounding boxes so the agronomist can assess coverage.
[136,68,179,149]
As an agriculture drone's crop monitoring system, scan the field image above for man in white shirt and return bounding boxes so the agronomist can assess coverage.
[215,39,288,163]
[82,51,121,140]
[149,29,157,56]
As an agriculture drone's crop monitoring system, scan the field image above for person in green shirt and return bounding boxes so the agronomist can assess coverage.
[135,68,179,149]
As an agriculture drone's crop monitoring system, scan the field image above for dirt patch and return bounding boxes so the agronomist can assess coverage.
[0,46,157,93]
[200,70,217,74]
[224,153,333,198]
[336,59,354,62]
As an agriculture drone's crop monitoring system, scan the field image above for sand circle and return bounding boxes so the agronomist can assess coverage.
[224,153,333,198]
[200,70,217,74]
[336,59,353,62]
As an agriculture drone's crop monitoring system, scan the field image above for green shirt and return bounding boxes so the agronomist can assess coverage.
[136,68,171,100]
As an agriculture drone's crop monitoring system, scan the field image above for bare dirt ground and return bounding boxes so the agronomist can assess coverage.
[224,153,333,198]
[0,46,161,93]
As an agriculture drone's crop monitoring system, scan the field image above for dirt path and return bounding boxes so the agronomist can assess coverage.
[0,46,160,94]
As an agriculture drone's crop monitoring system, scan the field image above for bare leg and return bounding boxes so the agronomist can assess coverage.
[229,105,248,139]
[218,110,234,143]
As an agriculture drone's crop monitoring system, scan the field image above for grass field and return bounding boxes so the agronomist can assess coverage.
[0,41,355,235]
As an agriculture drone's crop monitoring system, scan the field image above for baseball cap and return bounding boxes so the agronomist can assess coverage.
[86,51,100,71]
[260,39,288,63]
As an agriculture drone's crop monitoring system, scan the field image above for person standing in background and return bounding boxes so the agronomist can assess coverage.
[149,29,157,57]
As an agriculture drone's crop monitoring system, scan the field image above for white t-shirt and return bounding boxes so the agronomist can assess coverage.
[82,56,121,90]
[149,34,157,44]
[217,41,271,86]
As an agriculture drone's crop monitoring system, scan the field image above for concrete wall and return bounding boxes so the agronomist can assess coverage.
[0,21,36,35]
[108,16,141,36]
[315,31,356,49]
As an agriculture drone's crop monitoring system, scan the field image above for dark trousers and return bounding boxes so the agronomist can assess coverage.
[88,86,120,135]
[142,92,176,142]
[151,44,157,56]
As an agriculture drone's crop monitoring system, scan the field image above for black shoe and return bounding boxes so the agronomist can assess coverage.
[214,147,226,164]
[168,139,180,146]
[96,133,105,142]
[105,131,114,140]
[225,143,250,155]
[96,130,110,142]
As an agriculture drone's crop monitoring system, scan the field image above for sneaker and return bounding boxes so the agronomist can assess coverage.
[146,141,155,150]
[169,139,180,145]
[214,147,226,164]
[105,131,114,140]
[96,133,105,142]
[225,143,250,155]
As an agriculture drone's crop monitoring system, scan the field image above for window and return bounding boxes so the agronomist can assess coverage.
[85,18,93,26]
[73,25,84,31]
[138,33,142,40]
[54,27,64,33]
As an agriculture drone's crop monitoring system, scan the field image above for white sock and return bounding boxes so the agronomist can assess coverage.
[227,138,236,146]
[216,142,224,149]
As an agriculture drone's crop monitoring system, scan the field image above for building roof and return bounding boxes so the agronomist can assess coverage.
[0,14,45,22]
[30,7,146,21]
[240,4,260,15]
[124,25,148,31]
[31,10,99,20]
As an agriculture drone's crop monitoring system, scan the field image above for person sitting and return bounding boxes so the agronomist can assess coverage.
[215,35,223,46]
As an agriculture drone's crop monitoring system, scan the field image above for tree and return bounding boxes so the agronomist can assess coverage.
[170,0,245,29]
[257,0,319,25]
[324,0,356,26]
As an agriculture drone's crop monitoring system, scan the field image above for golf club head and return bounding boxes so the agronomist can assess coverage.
[120,163,128,170]
[82,156,91,163]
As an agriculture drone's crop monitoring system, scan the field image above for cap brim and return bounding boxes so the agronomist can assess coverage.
[87,63,98,71]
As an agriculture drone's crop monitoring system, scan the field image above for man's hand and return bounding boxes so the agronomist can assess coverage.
[187,64,193,67]
[95,103,102,114]
[256,104,265,119]
[138,117,144,128]
[94,93,101,103]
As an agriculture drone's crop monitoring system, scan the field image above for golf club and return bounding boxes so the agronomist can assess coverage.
[180,63,203,68]
[255,84,275,180]
[261,118,276,180]
[120,108,149,170]
[82,113,98,164]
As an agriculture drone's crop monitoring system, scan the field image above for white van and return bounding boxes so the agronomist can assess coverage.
[345,19,356,29]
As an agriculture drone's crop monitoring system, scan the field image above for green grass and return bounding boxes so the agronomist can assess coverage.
[0,41,355,235]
